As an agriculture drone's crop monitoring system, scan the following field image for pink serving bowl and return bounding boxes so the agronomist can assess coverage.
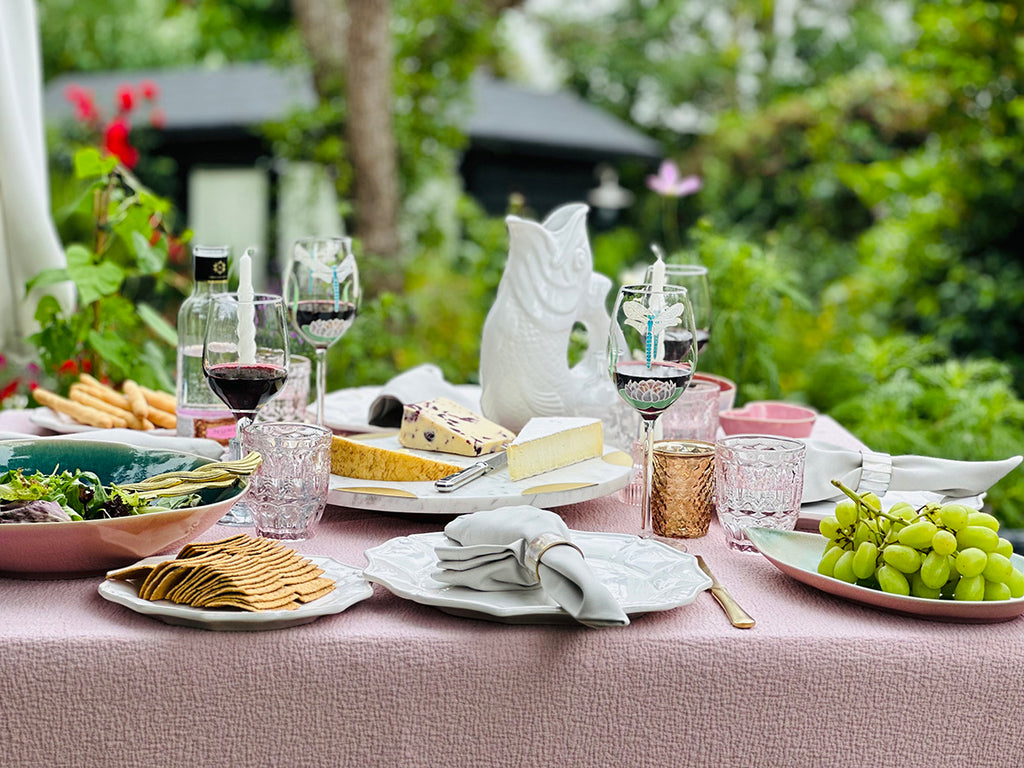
[719,401,817,438]
[0,438,246,579]
[692,372,737,413]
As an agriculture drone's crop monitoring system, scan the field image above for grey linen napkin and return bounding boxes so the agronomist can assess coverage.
[802,439,1022,503]
[367,364,482,428]
[434,506,630,628]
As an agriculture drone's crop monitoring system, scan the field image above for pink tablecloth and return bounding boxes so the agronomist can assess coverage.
[2,413,1023,767]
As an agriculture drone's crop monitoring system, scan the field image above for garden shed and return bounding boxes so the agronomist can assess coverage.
[43,62,660,285]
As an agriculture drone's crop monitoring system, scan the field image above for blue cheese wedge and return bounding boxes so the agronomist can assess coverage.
[506,417,604,481]
[398,397,515,457]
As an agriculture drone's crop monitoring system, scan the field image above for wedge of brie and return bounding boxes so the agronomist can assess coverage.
[506,417,604,481]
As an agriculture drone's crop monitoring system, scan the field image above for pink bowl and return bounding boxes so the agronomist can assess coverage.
[0,439,247,579]
[719,401,817,438]
[692,373,737,413]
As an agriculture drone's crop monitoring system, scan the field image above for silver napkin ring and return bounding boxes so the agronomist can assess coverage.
[859,450,893,496]
[525,532,584,582]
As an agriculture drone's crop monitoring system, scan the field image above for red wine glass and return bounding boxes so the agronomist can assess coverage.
[645,262,712,357]
[608,283,698,537]
[203,292,290,526]
[283,237,360,427]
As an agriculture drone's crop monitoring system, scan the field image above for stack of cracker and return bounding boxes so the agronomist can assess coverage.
[106,534,335,611]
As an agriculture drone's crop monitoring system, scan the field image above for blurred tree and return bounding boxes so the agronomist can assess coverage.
[289,0,522,289]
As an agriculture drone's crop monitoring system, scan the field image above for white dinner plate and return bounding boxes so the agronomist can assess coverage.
[98,555,373,631]
[29,407,175,436]
[328,434,633,514]
[747,527,1024,624]
[363,530,712,624]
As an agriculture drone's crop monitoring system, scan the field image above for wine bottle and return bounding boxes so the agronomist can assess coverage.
[175,245,236,442]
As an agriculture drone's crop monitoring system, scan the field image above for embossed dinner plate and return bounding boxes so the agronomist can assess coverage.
[98,556,372,631]
[363,530,712,624]
[328,434,633,515]
[747,528,1024,623]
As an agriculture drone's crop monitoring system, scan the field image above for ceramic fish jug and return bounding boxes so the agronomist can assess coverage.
[479,203,636,446]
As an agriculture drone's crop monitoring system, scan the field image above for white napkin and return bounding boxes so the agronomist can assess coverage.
[802,439,1022,503]
[0,428,225,460]
[367,364,482,428]
[434,506,630,628]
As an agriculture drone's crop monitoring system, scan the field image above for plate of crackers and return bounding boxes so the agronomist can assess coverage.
[30,374,178,433]
[99,534,373,630]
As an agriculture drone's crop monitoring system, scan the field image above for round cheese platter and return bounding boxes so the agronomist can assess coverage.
[326,432,634,515]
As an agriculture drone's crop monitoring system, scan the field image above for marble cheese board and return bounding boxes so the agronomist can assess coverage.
[327,433,633,515]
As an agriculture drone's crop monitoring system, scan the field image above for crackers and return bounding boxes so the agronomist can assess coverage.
[33,374,177,431]
[106,534,335,612]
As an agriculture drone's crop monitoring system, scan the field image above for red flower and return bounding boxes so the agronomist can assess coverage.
[116,84,135,113]
[103,117,139,168]
[58,359,79,375]
[140,80,159,100]
[149,107,167,130]
[0,380,19,401]
[65,84,99,124]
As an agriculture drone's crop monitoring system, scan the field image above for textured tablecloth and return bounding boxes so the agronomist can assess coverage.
[2,413,1023,768]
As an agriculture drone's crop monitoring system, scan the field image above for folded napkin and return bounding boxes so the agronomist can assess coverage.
[802,439,1022,503]
[0,428,225,460]
[434,506,630,628]
[367,364,482,428]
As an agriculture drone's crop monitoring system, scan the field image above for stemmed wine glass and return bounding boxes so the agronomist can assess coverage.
[283,237,360,426]
[608,283,699,537]
[645,262,712,357]
[203,292,290,526]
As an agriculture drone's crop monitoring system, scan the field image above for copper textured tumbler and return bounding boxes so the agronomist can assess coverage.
[651,440,715,538]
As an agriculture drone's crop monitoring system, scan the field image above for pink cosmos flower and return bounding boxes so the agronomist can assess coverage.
[646,160,702,198]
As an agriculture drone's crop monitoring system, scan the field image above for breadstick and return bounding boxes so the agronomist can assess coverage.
[139,386,177,415]
[77,374,131,410]
[68,385,136,429]
[33,387,118,429]
[122,380,151,421]
[137,385,178,429]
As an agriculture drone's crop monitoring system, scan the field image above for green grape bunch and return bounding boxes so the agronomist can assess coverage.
[816,480,1024,601]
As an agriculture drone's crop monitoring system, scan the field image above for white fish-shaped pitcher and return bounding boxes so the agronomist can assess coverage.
[479,203,634,442]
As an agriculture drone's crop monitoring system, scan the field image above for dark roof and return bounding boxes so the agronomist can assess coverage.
[465,72,659,159]
[44,62,660,160]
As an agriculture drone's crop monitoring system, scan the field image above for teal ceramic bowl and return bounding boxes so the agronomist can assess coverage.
[0,439,245,578]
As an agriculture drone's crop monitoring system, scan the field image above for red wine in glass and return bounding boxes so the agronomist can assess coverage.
[205,362,288,420]
[293,300,357,347]
[614,360,693,420]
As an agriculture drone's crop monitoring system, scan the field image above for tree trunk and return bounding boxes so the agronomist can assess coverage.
[290,0,347,96]
[291,0,402,288]
[346,0,402,274]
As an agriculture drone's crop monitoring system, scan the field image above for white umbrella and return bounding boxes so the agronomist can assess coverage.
[0,0,74,358]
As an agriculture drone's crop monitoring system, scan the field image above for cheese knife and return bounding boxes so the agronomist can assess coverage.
[435,451,508,492]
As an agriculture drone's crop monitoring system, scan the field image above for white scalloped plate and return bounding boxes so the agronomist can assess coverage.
[363,530,712,624]
[98,555,372,630]
[328,434,633,515]
[747,528,1024,623]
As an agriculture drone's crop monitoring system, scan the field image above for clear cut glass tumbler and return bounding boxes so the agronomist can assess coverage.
[240,421,333,541]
